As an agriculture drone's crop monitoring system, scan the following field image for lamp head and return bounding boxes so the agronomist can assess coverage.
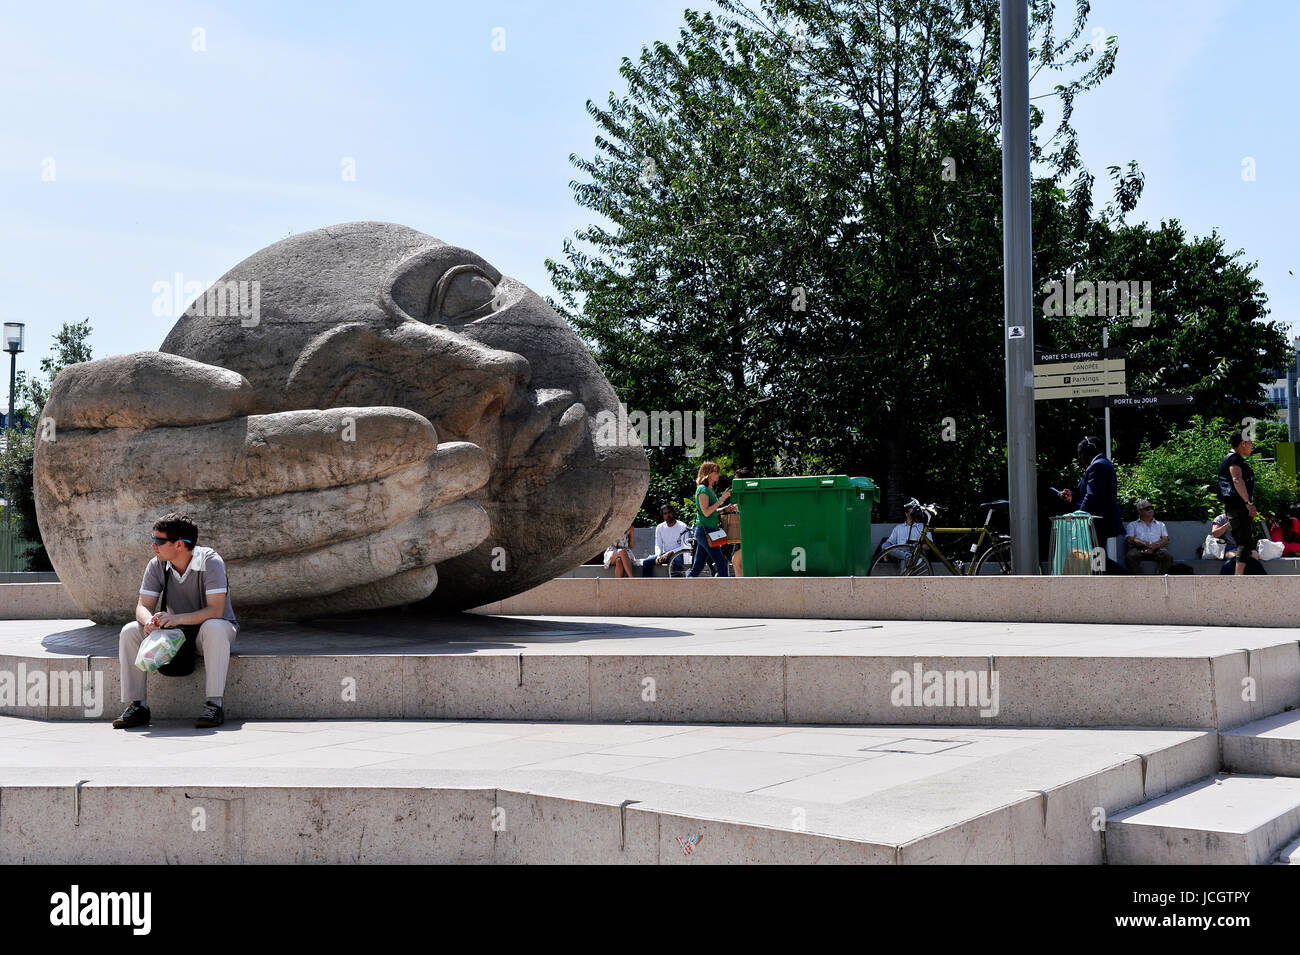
[2,322,23,354]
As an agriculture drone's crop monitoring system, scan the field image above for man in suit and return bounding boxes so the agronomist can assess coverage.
[1057,436,1126,573]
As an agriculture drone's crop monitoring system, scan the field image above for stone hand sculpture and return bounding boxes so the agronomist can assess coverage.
[34,222,648,622]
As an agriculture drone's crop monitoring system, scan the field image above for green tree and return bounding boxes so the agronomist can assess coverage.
[549,0,1133,522]
[0,319,93,570]
[1033,220,1289,479]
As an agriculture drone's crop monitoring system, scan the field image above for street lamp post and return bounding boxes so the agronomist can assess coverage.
[3,322,24,570]
[1001,0,1039,574]
[4,322,24,434]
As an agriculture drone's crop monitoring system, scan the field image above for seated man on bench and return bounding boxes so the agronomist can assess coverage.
[1124,501,1174,574]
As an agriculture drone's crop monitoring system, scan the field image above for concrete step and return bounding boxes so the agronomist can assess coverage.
[1107,774,1300,864]
[0,717,1215,864]
[480,575,1300,628]
[1276,835,1300,864]
[3,615,1298,728]
[1222,710,1300,776]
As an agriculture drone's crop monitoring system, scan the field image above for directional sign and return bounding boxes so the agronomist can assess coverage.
[1034,352,1126,401]
[1034,378,1127,401]
[1086,394,1195,410]
[1032,357,1126,378]
[1035,347,1127,364]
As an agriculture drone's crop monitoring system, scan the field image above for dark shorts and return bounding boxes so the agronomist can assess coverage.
[1224,501,1256,565]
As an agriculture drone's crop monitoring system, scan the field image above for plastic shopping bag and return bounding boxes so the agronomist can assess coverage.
[135,627,186,672]
[1257,537,1285,560]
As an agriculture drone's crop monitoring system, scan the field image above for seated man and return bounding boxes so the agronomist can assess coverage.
[877,502,924,559]
[1210,513,1266,575]
[642,504,692,577]
[1124,501,1174,574]
[113,512,239,729]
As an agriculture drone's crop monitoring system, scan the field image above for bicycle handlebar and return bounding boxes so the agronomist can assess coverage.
[904,498,940,521]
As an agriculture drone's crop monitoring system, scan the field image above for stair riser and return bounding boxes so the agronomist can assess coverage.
[6,648,1298,729]
[1222,737,1300,777]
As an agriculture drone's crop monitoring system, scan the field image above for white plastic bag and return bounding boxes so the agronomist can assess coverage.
[1257,538,1285,561]
[1203,533,1226,560]
[135,627,186,671]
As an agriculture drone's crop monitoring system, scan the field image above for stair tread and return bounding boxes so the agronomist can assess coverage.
[1111,774,1300,833]
[1277,835,1300,864]
[1224,709,1300,742]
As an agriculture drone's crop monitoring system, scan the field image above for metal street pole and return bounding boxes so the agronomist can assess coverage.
[1102,325,1111,458]
[1289,336,1299,441]
[1001,0,1038,573]
[6,348,15,434]
[3,347,14,568]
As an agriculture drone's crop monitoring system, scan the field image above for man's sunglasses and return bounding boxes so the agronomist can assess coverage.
[151,536,192,545]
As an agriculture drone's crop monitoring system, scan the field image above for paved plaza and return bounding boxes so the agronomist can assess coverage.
[1,611,1298,863]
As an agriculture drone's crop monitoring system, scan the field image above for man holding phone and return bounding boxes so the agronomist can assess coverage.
[112,512,239,729]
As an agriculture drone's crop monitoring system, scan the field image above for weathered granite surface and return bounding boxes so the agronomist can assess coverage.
[34,223,647,622]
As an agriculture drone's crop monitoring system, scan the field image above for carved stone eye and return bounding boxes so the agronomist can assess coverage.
[432,264,498,322]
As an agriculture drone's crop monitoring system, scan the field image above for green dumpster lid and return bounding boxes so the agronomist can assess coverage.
[730,474,878,493]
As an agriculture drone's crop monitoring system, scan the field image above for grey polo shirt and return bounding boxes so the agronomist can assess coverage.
[139,546,238,627]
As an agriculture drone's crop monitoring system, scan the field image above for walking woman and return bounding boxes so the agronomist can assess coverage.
[687,461,735,578]
[1218,430,1257,576]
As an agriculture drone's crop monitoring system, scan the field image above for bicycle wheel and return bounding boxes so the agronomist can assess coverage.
[869,543,933,577]
[971,539,1012,575]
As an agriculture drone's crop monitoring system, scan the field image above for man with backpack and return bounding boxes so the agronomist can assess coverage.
[112,512,238,729]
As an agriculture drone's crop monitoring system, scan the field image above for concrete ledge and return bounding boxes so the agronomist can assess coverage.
[473,575,1300,628]
[3,616,1297,729]
[0,583,84,620]
[9,571,1300,625]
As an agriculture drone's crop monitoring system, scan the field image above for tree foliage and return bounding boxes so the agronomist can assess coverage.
[1,319,93,570]
[1118,416,1295,522]
[548,1,1288,527]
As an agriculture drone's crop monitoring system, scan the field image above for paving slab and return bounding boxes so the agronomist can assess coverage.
[0,715,1216,864]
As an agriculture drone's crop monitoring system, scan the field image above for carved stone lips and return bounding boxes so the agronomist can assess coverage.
[507,388,588,466]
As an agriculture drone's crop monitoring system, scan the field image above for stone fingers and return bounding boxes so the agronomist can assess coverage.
[231,499,490,605]
[35,407,453,504]
[41,352,261,430]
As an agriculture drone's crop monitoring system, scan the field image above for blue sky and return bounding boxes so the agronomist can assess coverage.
[1,0,1295,381]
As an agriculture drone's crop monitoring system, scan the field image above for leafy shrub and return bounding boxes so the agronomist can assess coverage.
[1118,415,1296,521]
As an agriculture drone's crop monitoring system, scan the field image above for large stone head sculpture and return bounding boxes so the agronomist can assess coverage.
[34,222,647,621]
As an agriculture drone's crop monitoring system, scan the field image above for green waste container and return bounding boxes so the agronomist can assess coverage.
[1049,511,1101,575]
[729,475,879,577]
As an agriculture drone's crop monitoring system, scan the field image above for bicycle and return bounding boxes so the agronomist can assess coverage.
[868,498,1012,576]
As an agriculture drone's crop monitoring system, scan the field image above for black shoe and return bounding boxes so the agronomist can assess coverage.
[112,702,150,729]
[195,701,225,728]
